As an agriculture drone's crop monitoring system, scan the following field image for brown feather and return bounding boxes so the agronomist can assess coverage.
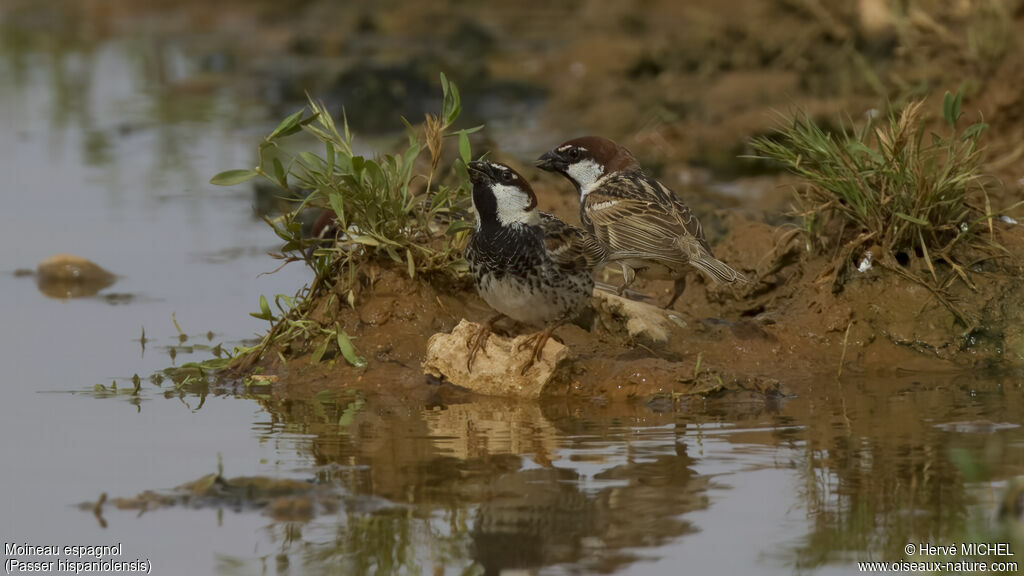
[539,212,607,271]
[583,171,746,284]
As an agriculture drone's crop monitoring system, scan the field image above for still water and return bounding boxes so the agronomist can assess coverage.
[1,5,1022,576]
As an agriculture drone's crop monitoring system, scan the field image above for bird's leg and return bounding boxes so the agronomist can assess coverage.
[665,275,686,310]
[517,320,563,375]
[615,263,637,296]
[466,313,504,372]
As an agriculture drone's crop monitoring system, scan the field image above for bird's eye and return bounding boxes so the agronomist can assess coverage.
[501,171,515,183]
[567,148,581,161]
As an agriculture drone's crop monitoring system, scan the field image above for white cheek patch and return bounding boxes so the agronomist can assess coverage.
[566,159,604,198]
[492,183,540,227]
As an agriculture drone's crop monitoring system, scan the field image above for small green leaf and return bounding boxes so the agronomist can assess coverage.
[961,122,988,141]
[297,152,327,173]
[445,86,461,126]
[942,90,963,128]
[310,337,330,365]
[272,157,286,187]
[268,109,305,140]
[210,169,258,186]
[895,212,929,225]
[401,143,421,185]
[458,130,471,164]
[334,153,353,175]
[446,220,475,235]
[336,328,367,368]
[400,116,417,145]
[328,194,346,229]
[348,235,380,247]
[453,159,470,188]
[326,141,335,174]
[250,294,273,320]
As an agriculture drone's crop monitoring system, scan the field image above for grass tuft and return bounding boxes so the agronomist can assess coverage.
[750,92,1014,326]
[211,74,480,370]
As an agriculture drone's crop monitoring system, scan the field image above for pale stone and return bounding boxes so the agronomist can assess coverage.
[422,319,569,399]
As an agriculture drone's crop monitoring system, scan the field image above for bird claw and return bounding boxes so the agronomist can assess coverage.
[515,325,558,375]
[515,333,539,353]
[518,356,536,376]
[665,276,686,310]
[465,324,492,373]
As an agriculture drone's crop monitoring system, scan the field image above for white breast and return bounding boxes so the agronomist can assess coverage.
[478,275,564,326]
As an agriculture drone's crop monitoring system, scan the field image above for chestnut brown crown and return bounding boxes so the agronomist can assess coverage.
[536,136,640,192]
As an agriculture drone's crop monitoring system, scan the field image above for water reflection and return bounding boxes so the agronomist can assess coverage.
[237,393,709,575]
[140,372,1016,574]
[781,374,1024,572]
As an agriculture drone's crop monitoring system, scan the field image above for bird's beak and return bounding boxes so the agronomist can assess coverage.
[536,151,566,172]
[467,161,489,184]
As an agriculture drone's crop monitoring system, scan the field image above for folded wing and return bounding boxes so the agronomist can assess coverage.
[584,173,746,284]
[538,212,607,271]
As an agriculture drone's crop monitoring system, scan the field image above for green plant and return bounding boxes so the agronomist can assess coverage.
[750,92,1012,325]
[211,74,479,370]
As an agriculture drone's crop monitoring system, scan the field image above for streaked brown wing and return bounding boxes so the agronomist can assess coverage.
[539,212,607,271]
[584,173,713,265]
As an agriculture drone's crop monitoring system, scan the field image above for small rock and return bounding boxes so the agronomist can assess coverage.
[36,253,116,299]
[422,319,569,399]
[591,291,671,344]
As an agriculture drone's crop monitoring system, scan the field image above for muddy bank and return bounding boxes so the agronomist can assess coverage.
[233,204,1022,403]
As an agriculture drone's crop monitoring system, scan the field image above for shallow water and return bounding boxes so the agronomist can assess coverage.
[2,5,1023,576]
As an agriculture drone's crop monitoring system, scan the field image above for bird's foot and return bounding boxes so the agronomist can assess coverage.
[515,323,560,375]
[465,323,492,373]
[664,276,687,310]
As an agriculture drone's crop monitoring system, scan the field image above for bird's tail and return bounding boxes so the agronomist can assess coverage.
[690,254,748,284]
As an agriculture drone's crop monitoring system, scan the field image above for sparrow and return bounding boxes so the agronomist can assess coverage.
[537,136,746,309]
[464,160,605,375]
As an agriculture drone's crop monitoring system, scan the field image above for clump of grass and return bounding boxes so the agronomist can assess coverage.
[751,92,1004,325]
[211,74,479,370]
